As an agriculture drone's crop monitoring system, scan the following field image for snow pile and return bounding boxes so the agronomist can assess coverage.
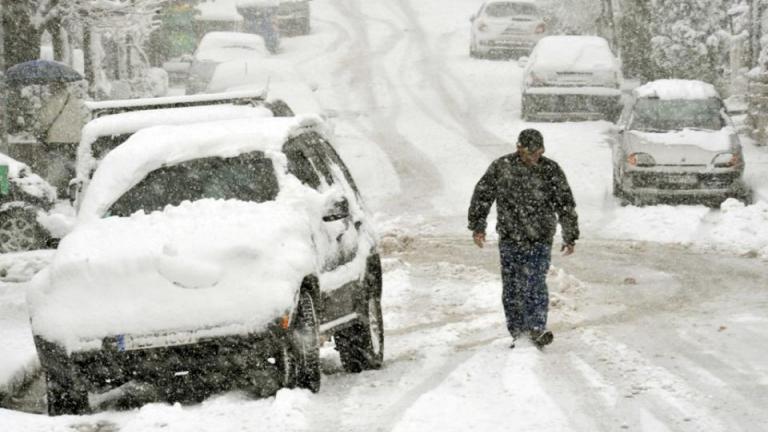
[75,104,274,183]
[0,251,54,283]
[0,153,57,202]
[28,198,316,351]
[528,36,618,71]
[78,115,325,220]
[634,79,719,100]
[601,200,768,259]
[0,283,39,398]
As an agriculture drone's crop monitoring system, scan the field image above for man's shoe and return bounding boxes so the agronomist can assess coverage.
[530,329,553,347]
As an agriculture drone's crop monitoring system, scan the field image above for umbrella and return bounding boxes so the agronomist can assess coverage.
[5,60,83,86]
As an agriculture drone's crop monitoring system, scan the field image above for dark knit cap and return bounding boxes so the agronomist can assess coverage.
[518,128,544,150]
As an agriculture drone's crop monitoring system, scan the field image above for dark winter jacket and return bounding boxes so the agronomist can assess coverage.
[468,153,579,247]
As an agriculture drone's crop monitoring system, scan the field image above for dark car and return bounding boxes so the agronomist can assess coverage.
[28,116,383,415]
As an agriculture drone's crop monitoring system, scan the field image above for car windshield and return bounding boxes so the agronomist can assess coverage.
[485,2,538,17]
[108,152,278,217]
[630,98,724,132]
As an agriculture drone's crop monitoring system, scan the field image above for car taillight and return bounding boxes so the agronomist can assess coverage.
[627,153,655,167]
[478,22,488,32]
[712,152,742,168]
[535,23,546,34]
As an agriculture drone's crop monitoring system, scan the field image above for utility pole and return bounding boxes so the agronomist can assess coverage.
[0,0,9,155]
[752,0,762,68]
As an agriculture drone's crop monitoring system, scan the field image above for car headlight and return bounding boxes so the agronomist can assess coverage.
[712,152,742,168]
[627,152,655,167]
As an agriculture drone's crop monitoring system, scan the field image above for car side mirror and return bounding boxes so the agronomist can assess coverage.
[323,197,350,222]
[517,56,529,67]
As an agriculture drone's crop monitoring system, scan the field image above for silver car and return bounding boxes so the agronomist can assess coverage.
[613,79,751,206]
[469,1,546,59]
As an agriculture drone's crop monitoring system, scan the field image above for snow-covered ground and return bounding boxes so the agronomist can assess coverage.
[2,0,768,430]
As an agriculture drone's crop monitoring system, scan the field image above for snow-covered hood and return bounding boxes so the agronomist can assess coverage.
[626,127,739,165]
[27,199,317,352]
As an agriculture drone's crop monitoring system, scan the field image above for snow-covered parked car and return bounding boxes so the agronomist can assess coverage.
[521,35,622,121]
[612,79,751,206]
[206,58,321,114]
[469,0,546,59]
[0,154,58,253]
[276,0,311,36]
[186,32,271,95]
[28,115,383,415]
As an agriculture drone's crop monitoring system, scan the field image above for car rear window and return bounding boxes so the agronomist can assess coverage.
[631,98,724,132]
[108,151,278,217]
[485,2,538,17]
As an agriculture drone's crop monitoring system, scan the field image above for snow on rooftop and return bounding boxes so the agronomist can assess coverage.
[530,35,618,71]
[78,115,328,221]
[634,79,720,100]
[75,104,274,182]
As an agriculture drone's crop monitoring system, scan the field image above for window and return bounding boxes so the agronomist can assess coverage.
[484,2,538,17]
[284,140,322,189]
[630,98,724,132]
[108,151,278,217]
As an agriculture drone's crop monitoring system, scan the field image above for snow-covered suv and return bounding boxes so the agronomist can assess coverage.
[612,79,751,206]
[521,35,622,121]
[28,115,383,415]
[470,0,546,59]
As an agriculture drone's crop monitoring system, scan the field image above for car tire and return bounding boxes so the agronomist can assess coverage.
[292,292,321,392]
[0,207,49,253]
[335,256,384,373]
[266,99,295,117]
[46,369,89,416]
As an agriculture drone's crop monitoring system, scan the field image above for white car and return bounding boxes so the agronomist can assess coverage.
[28,116,384,414]
[521,35,622,121]
[613,79,751,206]
[185,32,271,95]
[206,58,321,114]
[469,0,546,59]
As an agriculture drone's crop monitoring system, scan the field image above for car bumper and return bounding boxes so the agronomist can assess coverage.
[35,326,289,400]
[476,35,538,53]
[522,91,621,121]
[620,170,747,200]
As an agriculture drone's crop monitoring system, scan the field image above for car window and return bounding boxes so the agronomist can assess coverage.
[284,139,322,189]
[108,151,277,217]
[297,133,335,186]
[484,2,538,17]
[630,98,725,132]
[319,141,361,195]
[92,134,133,163]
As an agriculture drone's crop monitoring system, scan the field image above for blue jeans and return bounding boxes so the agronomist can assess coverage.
[499,241,551,337]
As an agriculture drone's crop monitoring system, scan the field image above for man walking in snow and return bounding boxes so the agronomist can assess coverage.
[468,128,579,348]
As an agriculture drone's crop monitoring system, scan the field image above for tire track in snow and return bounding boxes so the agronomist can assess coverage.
[325,0,445,214]
[391,0,509,155]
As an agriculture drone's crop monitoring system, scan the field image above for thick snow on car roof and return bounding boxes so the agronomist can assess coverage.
[530,36,618,71]
[634,79,720,100]
[75,104,274,182]
[195,32,270,62]
[196,0,244,22]
[78,115,328,220]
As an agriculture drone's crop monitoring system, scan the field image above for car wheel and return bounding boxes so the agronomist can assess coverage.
[266,99,295,117]
[0,207,48,253]
[335,257,384,373]
[46,369,89,415]
[292,292,321,392]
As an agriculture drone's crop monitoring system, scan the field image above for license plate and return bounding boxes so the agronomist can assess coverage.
[116,332,197,352]
[664,174,698,185]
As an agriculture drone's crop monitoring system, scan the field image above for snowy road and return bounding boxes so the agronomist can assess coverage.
[3,0,768,430]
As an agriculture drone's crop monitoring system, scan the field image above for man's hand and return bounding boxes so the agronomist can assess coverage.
[473,231,486,248]
[561,243,575,256]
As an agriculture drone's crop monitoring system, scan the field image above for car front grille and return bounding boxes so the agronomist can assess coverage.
[629,172,738,190]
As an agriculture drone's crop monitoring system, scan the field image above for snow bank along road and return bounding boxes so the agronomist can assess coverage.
[2,0,768,430]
